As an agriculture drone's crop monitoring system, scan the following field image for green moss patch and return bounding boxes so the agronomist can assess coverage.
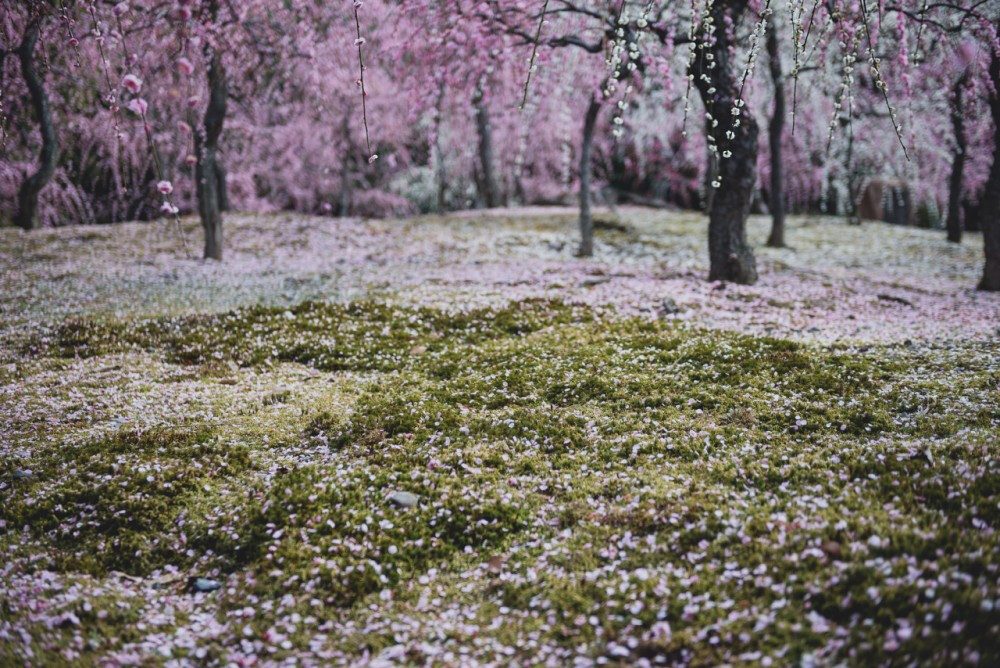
[4,299,998,665]
[2,428,255,575]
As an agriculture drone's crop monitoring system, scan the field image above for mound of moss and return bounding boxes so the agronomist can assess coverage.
[5,299,998,664]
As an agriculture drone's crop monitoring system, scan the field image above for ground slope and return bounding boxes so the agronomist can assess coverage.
[1,211,998,666]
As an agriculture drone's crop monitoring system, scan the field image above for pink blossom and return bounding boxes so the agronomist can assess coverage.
[121,74,142,94]
[126,98,148,116]
[156,180,173,195]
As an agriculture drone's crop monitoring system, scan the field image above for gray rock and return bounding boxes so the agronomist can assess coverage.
[661,298,682,315]
[191,577,222,593]
[388,491,419,509]
[580,276,612,288]
[12,469,32,480]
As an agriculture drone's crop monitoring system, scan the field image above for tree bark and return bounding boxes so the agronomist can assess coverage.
[765,27,786,248]
[577,96,601,257]
[704,147,718,214]
[196,53,227,260]
[946,71,968,244]
[338,114,352,216]
[473,88,500,208]
[215,162,229,212]
[434,84,447,213]
[692,0,759,284]
[977,46,1000,291]
[14,21,59,231]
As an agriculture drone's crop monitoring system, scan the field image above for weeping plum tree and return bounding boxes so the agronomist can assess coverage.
[10,18,59,231]
[472,85,501,208]
[977,43,1000,291]
[946,68,969,245]
[765,24,786,248]
[689,0,759,283]
[578,96,602,256]
[196,52,227,260]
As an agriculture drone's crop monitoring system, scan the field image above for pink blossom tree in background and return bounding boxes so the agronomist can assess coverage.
[1,0,998,288]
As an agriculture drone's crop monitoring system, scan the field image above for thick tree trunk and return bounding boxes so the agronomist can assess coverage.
[196,53,227,260]
[978,48,1000,291]
[473,88,500,208]
[765,28,786,248]
[577,97,601,257]
[215,162,229,213]
[704,148,718,214]
[692,0,758,284]
[947,72,968,244]
[14,22,59,231]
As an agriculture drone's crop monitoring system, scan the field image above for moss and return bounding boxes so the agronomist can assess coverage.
[229,463,530,609]
[1,428,254,575]
[7,298,999,664]
[47,299,595,371]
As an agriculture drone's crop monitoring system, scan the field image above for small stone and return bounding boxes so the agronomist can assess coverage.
[661,298,681,315]
[487,555,505,574]
[877,293,913,307]
[190,577,222,593]
[820,540,843,560]
[388,491,419,509]
[410,345,427,355]
[580,276,611,288]
[12,469,32,480]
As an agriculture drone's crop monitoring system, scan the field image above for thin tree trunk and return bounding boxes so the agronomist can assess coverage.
[978,46,1000,291]
[947,72,969,244]
[14,21,59,231]
[434,85,447,213]
[765,27,786,248]
[692,0,759,284]
[473,88,500,208]
[339,159,351,216]
[338,114,352,216]
[577,96,601,257]
[196,53,227,260]
[435,132,447,212]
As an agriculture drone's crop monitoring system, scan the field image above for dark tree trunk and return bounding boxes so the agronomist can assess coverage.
[434,85,447,213]
[577,96,601,257]
[338,114,352,216]
[473,88,500,208]
[435,130,447,213]
[947,72,969,244]
[692,0,758,284]
[765,27,786,248]
[339,159,351,216]
[196,53,227,260]
[215,162,229,212]
[978,47,1000,291]
[14,22,59,231]
[704,148,719,214]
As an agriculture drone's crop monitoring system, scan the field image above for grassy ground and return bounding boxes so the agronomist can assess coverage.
[1,210,998,665]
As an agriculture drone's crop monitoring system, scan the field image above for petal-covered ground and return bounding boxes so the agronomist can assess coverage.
[1,210,998,666]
